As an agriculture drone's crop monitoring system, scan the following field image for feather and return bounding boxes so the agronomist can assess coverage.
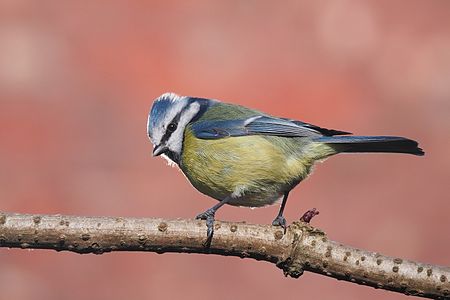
[191,115,349,139]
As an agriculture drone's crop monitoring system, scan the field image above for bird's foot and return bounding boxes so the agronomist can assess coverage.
[196,209,216,247]
[272,215,287,233]
[300,208,319,223]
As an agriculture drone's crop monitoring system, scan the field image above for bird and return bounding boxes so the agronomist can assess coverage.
[147,93,424,245]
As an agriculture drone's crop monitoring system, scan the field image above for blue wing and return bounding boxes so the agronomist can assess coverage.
[191,116,351,139]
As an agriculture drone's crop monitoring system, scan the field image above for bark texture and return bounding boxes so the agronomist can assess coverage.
[0,212,448,299]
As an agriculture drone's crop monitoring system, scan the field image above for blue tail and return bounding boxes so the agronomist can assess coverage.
[315,136,424,156]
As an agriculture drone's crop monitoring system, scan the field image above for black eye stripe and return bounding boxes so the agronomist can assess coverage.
[160,111,182,144]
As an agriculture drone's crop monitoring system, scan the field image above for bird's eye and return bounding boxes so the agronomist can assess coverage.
[167,123,177,132]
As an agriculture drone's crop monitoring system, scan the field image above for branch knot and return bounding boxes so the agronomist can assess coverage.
[278,221,326,278]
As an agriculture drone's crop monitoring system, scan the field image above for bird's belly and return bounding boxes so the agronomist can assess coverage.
[226,191,283,207]
[180,133,312,207]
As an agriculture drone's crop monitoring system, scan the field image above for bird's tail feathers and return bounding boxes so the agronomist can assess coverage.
[315,136,424,156]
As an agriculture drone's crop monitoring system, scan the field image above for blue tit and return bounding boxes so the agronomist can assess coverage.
[147,93,424,245]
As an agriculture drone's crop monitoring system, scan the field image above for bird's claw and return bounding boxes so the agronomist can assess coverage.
[196,209,215,247]
[204,215,214,247]
[272,215,287,233]
[195,208,214,220]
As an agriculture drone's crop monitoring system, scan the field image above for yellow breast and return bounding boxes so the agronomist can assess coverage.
[180,128,323,207]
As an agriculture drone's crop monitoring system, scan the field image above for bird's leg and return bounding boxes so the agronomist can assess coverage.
[196,196,230,247]
[272,192,289,232]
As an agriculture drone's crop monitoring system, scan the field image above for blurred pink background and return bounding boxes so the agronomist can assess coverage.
[1,1,449,299]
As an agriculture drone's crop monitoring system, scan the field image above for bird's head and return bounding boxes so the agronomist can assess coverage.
[147,93,213,164]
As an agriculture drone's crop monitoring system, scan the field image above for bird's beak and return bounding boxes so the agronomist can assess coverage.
[153,144,168,157]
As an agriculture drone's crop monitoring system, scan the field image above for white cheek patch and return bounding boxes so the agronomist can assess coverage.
[166,102,200,155]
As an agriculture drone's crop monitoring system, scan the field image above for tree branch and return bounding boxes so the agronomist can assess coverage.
[0,212,448,299]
